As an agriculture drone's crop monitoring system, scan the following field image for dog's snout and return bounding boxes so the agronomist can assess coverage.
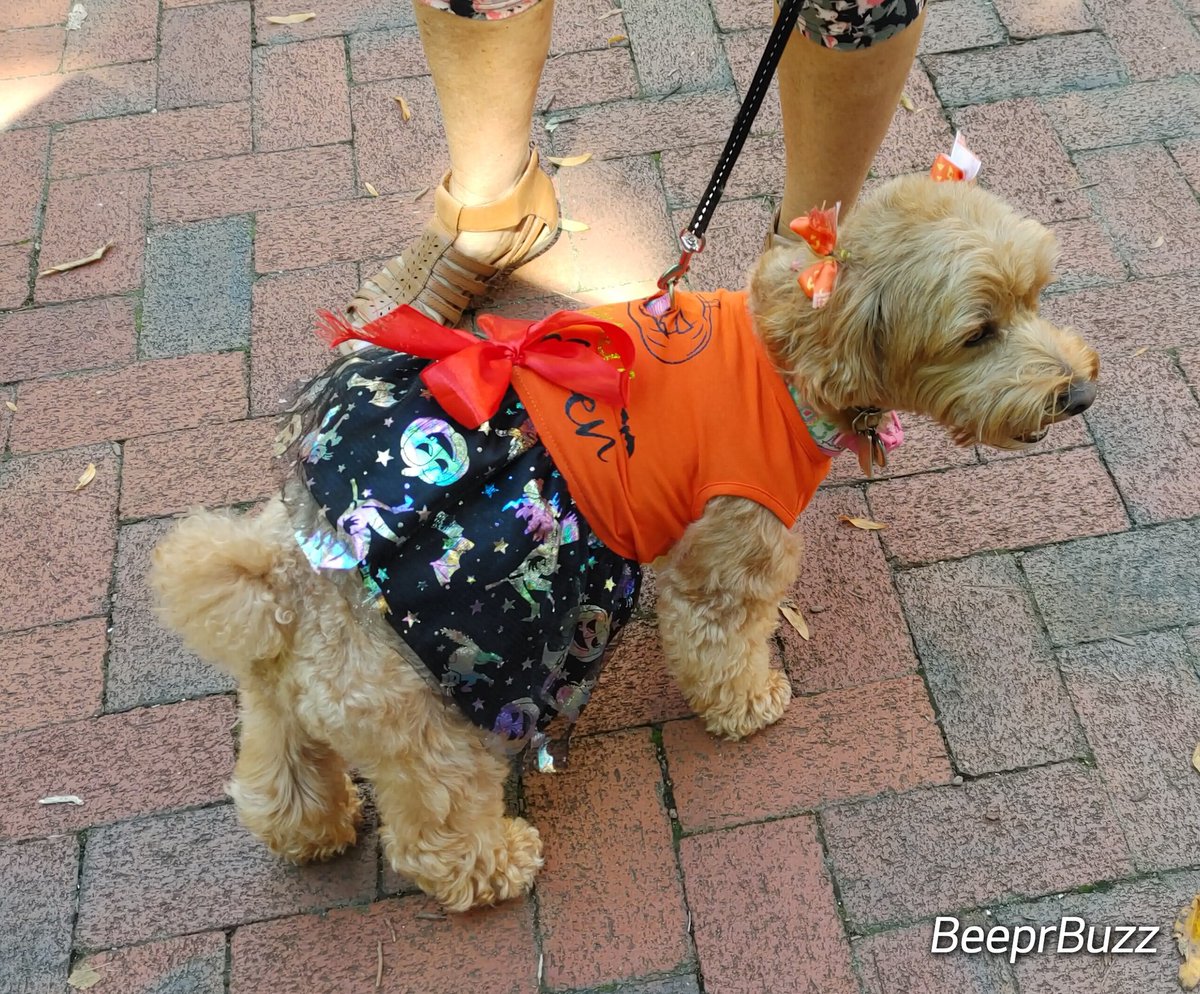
[1059,380,1097,417]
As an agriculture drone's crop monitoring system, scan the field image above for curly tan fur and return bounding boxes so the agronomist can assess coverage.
[151,175,1098,911]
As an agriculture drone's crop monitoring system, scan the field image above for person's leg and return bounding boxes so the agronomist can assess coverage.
[776,0,927,232]
[348,0,557,327]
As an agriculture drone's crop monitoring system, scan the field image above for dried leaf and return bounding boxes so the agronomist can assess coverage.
[899,91,916,112]
[364,182,380,197]
[1132,346,1149,357]
[38,795,84,805]
[1109,634,1136,646]
[412,186,430,202]
[607,34,627,45]
[599,7,623,18]
[544,119,560,134]
[4,400,16,413]
[265,11,315,23]
[68,963,102,990]
[1151,235,1165,249]
[1175,896,1200,989]
[414,912,446,921]
[779,603,810,641]
[837,514,887,531]
[548,153,593,168]
[38,241,113,277]
[393,95,412,121]
[375,940,383,989]
[559,218,589,232]
[65,3,88,30]
[73,463,96,491]
[1193,742,1200,775]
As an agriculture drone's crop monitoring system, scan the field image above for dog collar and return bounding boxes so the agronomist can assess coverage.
[790,386,904,475]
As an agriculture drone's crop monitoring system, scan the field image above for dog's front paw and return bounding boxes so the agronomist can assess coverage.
[701,669,792,741]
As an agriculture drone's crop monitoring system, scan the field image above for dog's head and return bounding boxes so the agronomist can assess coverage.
[750,174,1100,449]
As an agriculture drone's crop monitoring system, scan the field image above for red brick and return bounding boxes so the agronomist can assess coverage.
[556,155,675,294]
[121,417,282,518]
[722,29,780,135]
[52,102,253,178]
[872,66,955,178]
[1077,143,1200,279]
[151,144,354,224]
[158,3,251,110]
[254,194,425,274]
[0,385,12,450]
[0,242,30,308]
[232,897,537,994]
[2,61,156,129]
[1047,217,1127,290]
[660,133,784,208]
[253,0,413,45]
[62,0,157,72]
[77,802,378,947]
[1170,137,1200,191]
[0,618,105,734]
[855,919,1018,994]
[551,0,626,54]
[896,555,1085,775]
[822,764,1133,928]
[575,620,691,736]
[0,125,48,243]
[625,0,724,95]
[780,489,919,694]
[0,296,135,381]
[0,444,117,632]
[2,696,234,841]
[867,449,1128,565]
[923,33,1121,108]
[35,170,147,304]
[1042,271,1200,357]
[665,675,949,832]
[253,38,350,153]
[1044,79,1200,151]
[1084,354,1200,524]
[525,730,688,990]
[0,0,70,30]
[0,25,63,80]
[671,198,772,296]
[11,352,247,453]
[990,0,1093,37]
[353,77,451,198]
[109,516,236,710]
[539,47,639,111]
[708,0,771,30]
[347,25,425,83]
[551,90,741,161]
[950,99,1086,224]
[0,835,77,994]
[250,263,357,414]
[919,0,1005,54]
[1090,0,1200,81]
[74,932,227,994]
[1059,632,1200,872]
[681,818,857,994]
[824,414,977,484]
[976,411,1092,462]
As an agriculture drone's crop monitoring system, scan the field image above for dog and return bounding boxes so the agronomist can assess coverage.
[150,171,1099,912]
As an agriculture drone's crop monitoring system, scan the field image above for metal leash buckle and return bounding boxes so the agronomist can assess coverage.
[651,229,706,314]
[851,407,888,478]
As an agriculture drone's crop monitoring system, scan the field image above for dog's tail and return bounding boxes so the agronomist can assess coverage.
[150,506,295,682]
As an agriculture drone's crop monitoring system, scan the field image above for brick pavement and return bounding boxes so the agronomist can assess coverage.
[2,1,1199,992]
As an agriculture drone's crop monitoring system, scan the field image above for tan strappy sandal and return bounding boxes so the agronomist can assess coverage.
[346,149,559,334]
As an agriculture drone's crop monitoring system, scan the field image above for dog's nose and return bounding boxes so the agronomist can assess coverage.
[1059,380,1097,417]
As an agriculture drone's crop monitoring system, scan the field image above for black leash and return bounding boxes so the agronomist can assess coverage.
[653,0,807,305]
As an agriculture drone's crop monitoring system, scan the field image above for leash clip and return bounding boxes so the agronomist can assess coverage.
[851,407,888,478]
[653,229,706,311]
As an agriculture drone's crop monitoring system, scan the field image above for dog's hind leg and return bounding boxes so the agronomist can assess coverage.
[229,684,363,864]
[656,496,801,741]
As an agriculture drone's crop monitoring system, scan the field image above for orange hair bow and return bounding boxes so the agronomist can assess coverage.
[930,132,981,182]
[790,202,843,309]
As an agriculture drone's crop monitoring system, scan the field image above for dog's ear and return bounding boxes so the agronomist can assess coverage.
[750,246,885,414]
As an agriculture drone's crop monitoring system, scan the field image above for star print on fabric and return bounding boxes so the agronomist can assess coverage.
[376,567,389,581]
[466,576,476,584]
[521,657,534,669]
[470,600,484,614]
[604,578,616,591]
[376,449,393,466]
[483,484,499,497]
[403,611,418,628]
[383,417,394,427]
[494,539,509,553]
[502,599,515,612]
[473,699,484,711]
[417,505,431,522]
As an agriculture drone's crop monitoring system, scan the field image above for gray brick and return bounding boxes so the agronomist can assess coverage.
[924,33,1122,107]
[0,836,77,994]
[822,764,1132,929]
[897,555,1084,775]
[1022,520,1200,645]
[855,917,1018,994]
[1059,632,1200,872]
[108,517,235,712]
[579,977,701,994]
[1043,78,1200,150]
[141,217,252,359]
[919,0,1006,55]
[624,0,728,95]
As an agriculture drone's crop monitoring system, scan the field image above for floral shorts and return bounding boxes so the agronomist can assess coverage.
[421,0,924,50]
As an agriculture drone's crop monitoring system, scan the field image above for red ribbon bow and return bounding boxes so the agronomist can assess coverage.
[316,306,635,430]
[789,203,842,309]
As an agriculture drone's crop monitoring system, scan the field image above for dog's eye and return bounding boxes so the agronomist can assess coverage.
[964,320,998,348]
